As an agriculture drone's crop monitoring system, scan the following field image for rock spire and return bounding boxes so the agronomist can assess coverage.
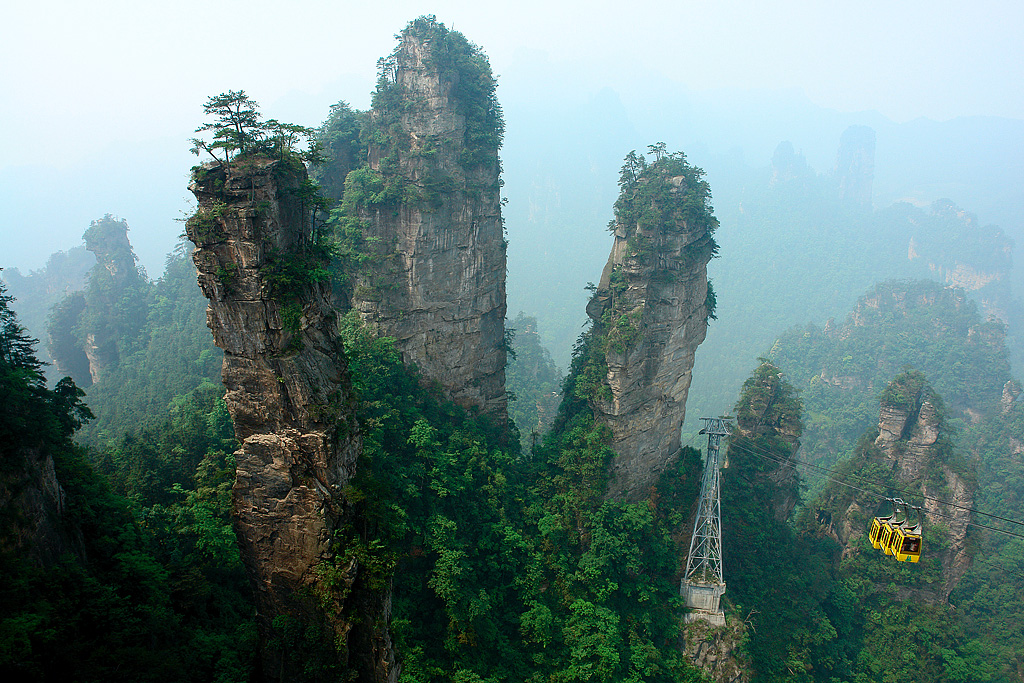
[187,158,395,681]
[347,17,508,421]
[586,150,718,500]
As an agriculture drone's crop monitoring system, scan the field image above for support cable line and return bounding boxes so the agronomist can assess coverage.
[722,433,1024,529]
[726,439,1024,542]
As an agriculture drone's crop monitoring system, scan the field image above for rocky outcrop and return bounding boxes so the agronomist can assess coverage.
[1002,379,1021,414]
[681,616,750,683]
[187,158,394,681]
[834,125,875,209]
[769,140,810,187]
[80,216,148,383]
[730,361,802,521]
[2,246,94,374]
[905,201,1014,325]
[586,153,718,500]
[47,290,91,384]
[350,18,507,420]
[0,446,81,568]
[873,373,974,599]
[45,217,149,385]
[821,371,974,600]
[826,280,1008,417]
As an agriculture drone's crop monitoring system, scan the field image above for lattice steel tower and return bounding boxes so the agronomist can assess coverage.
[681,417,730,625]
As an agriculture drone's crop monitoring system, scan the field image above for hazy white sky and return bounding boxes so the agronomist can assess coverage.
[1,0,1021,271]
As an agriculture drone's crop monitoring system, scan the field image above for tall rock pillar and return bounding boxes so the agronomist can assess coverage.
[350,17,508,421]
[586,152,718,500]
[188,158,394,681]
[873,372,974,600]
[835,125,876,209]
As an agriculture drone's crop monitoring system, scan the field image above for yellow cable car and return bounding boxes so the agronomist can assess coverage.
[889,506,923,563]
[869,510,895,550]
[877,500,907,556]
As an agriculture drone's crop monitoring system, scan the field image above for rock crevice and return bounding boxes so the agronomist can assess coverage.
[873,378,973,599]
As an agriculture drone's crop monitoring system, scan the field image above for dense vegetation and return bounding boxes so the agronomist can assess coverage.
[54,236,223,446]
[0,247,94,371]
[720,362,856,681]
[320,311,708,682]
[506,313,563,451]
[767,279,1010,493]
[708,275,1024,681]
[716,359,1023,682]
[0,281,255,682]
[373,15,504,167]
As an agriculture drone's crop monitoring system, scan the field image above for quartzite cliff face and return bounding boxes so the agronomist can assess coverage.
[835,125,875,209]
[586,154,718,500]
[872,374,974,600]
[821,371,975,602]
[187,158,394,681]
[349,19,508,420]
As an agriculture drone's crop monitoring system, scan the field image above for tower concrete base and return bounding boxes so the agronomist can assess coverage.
[682,581,726,626]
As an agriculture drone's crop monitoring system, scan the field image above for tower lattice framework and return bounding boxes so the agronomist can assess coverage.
[681,417,730,624]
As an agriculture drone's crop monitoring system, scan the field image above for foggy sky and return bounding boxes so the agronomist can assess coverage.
[2,0,1022,275]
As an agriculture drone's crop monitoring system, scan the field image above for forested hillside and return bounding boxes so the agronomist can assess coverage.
[768,279,1010,492]
[683,145,1022,435]
[0,280,254,681]
[42,219,222,446]
[1,246,94,371]
[717,357,1024,682]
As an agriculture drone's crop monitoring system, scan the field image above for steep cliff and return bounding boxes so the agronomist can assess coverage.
[1,246,94,374]
[0,283,87,567]
[46,216,150,386]
[187,158,393,680]
[0,446,81,570]
[585,150,718,500]
[80,216,149,383]
[344,17,508,420]
[834,125,875,209]
[873,372,974,599]
[767,278,1011,494]
[905,200,1015,324]
[727,361,802,522]
[817,371,975,602]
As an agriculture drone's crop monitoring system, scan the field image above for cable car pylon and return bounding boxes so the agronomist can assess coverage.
[681,417,731,626]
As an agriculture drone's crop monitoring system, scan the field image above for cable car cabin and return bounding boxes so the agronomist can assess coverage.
[889,523,922,563]
[878,518,903,556]
[869,514,894,550]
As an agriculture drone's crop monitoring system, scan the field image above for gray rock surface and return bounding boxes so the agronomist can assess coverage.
[681,616,750,683]
[0,446,81,568]
[874,384,973,599]
[352,29,508,421]
[587,169,716,500]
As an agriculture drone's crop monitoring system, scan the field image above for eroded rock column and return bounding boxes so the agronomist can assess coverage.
[351,19,508,421]
[188,158,394,681]
[586,155,718,500]
[874,374,974,599]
